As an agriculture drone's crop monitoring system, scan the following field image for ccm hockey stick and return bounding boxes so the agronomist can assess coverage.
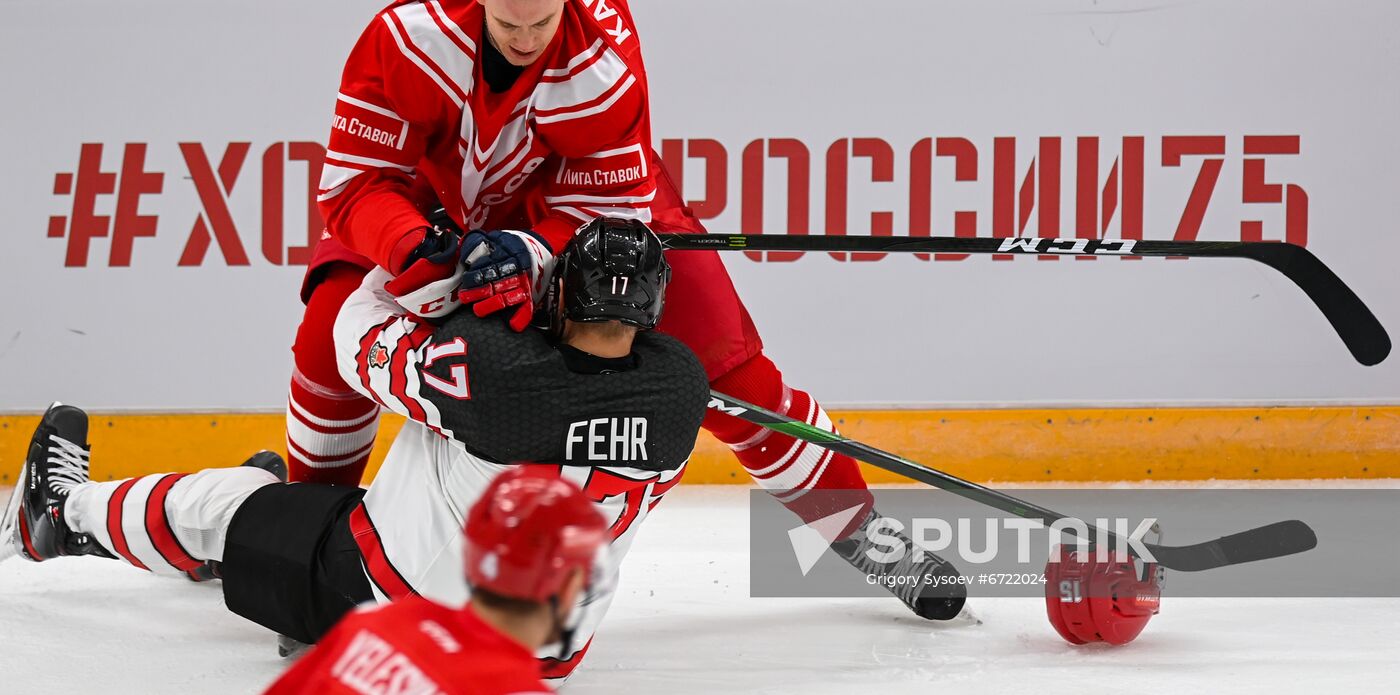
[708,389,1318,572]
[659,234,1391,366]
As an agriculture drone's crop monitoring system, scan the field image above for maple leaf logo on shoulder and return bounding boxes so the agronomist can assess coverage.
[368,342,391,369]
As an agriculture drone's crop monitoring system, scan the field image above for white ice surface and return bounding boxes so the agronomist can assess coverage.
[1,485,1396,694]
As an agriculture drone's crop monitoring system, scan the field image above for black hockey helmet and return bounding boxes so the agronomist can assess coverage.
[545,217,671,334]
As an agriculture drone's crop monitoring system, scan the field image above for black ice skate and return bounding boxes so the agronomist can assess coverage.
[241,450,289,483]
[1,403,112,563]
[831,509,967,621]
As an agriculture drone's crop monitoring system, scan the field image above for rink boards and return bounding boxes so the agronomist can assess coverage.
[1,405,1395,485]
[1,1,1397,485]
[3,1,1400,414]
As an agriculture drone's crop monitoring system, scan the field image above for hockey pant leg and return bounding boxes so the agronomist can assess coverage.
[62,467,280,578]
[220,482,374,644]
[287,263,381,485]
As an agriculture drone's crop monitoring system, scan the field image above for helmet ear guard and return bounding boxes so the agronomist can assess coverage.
[542,261,568,337]
[543,217,671,337]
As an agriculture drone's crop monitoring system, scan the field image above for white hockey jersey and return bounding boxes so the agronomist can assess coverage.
[331,268,708,675]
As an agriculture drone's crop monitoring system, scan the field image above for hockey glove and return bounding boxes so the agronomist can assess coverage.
[457,229,554,332]
[384,226,466,319]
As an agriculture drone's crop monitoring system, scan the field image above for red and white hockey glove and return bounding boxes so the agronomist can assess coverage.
[456,230,554,332]
[383,227,466,319]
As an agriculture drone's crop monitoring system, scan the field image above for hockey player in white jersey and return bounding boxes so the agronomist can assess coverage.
[0,218,709,680]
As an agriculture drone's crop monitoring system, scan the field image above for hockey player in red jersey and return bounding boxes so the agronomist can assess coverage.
[293,0,966,622]
[264,466,606,695]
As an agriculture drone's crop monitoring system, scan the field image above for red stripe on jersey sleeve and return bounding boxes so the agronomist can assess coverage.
[349,503,418,600]
[423,0,478,62]
[404,322,451,437]
[533,72,634,122]
[384,10,468,104]
[107,479,150,571]
[144,474,203,572]
[388,324,429,424]
[357,315,401,401]
[540,43,608,84]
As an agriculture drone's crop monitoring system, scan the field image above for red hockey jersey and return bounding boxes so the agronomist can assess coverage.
[264,597,550,695]
[318,0,656,268]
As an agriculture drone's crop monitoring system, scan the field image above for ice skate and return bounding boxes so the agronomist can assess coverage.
[831,509,967,621]
[1,403,111,564]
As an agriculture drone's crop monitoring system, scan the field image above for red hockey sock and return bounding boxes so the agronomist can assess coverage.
[286,265,380,486]
[705,353,873,538]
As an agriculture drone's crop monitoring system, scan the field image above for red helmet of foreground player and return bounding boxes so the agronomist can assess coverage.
[465,467,608,602]
[1044,544,1162,645]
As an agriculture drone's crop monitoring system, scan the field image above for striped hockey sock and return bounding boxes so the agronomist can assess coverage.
[286,369,380,485]
[62,467,279,577]
[706,354,874,539]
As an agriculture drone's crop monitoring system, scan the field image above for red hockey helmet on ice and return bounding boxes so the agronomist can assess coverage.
[1044,544,1162,645]
[465,467,608,603]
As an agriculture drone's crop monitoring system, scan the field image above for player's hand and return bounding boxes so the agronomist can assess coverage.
[457,230,554,332]
[384,226,466,319]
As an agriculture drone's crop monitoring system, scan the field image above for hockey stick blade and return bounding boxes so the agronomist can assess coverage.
[1238,244,1390,366]
[1143,519,1318,572]
[661,234,1390,365]
[708,390,1320,573]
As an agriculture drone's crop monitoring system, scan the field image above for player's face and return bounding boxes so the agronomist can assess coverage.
[482,0,566,66]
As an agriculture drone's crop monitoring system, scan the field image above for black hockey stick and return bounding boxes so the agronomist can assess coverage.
[659,233,1391,366]
[709,390,1318,572]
